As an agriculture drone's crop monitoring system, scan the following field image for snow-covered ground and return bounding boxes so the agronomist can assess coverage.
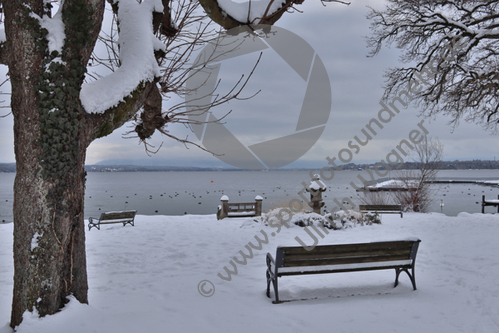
[1,212,499,332]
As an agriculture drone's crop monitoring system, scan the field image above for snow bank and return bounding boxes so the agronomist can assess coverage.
[1,212,499,332]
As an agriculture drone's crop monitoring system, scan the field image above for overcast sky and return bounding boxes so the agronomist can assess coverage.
[0,0,498,167]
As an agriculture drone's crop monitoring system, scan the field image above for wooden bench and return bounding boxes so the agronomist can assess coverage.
[266,239,421,303]
[88,210,137,231]
[217,195,263,220]
[359,204,403,218]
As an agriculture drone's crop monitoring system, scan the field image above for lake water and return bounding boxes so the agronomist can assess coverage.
[1,169,498,223]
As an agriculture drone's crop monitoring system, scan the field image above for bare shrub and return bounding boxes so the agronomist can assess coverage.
[392,137,443,212]
[359,190,393,206]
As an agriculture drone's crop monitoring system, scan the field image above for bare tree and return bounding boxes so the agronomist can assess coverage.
[367,0,499,132]
[393,136,444,212]
[360,190,393,206]
[1,0,347,328]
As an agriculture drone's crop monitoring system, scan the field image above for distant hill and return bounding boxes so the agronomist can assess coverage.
[93,158,230,168]
[0,163,15,173]
[84,165,238,172]
[339,159,499,171]
[1,160,498,173]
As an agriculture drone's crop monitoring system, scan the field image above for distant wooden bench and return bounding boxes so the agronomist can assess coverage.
[359,204,403,218]
[217,195,263,220]
[266,239,421,303]
[88,210,137,231]
[482,195,499,213]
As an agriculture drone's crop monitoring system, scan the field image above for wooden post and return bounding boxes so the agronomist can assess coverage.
[255,195,263,216]
[218,195,229,220]
[482,195,485,214]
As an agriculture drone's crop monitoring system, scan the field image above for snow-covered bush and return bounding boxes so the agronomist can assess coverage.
[258,207,380,231]
[333,210,381,227]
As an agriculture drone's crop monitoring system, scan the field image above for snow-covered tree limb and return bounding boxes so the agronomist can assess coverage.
[367,0,499,132]
[198,0,294,29]
[200,0,349,29]
[81,0,163,115]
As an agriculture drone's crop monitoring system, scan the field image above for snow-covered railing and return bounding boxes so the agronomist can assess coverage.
[482,195,499,214]
[217,195,263,220]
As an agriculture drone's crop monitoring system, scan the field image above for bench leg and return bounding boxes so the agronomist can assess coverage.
[266,271,271,298]
[395,267,417,290]
[122,219,134,227]
[271,278,280,304]
[88,222,100,231]
[266,271,280,303]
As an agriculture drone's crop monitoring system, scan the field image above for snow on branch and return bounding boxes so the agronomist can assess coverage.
[215,0,349,24]
[215,0,288,23]
[80,0,165,114]
[201,0,349,30]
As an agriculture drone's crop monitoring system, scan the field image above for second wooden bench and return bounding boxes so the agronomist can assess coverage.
[359,204,403,218]
[88,210,137,231]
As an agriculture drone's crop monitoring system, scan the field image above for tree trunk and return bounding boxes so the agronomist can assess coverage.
[11,114,89,327]
[5,0,93,327]
[8,39,90,330]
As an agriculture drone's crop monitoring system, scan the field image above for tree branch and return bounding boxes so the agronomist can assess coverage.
[367,0,499,132]
[86,81,156,143]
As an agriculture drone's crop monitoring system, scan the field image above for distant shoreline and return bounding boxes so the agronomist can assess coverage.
[1,159,499,173]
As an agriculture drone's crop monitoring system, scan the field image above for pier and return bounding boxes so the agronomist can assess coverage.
[361,179,499,192]
[427,180,499,187]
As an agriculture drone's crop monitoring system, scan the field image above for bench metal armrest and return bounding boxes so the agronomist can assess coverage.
[266,253,276,278]
[266,252,278,300]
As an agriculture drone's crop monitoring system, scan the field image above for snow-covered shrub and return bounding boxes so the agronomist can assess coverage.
[258,207,378,231]
[333,210,381,227]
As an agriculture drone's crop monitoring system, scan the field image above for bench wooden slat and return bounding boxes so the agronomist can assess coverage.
[278,263,414,276]
[286,246,411,260]
[359,205,401,210]
[284,249,412,261]
[266,239,420,303]
[99,212,136,221]
[282,253,412,267]
[282,241,413,255]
